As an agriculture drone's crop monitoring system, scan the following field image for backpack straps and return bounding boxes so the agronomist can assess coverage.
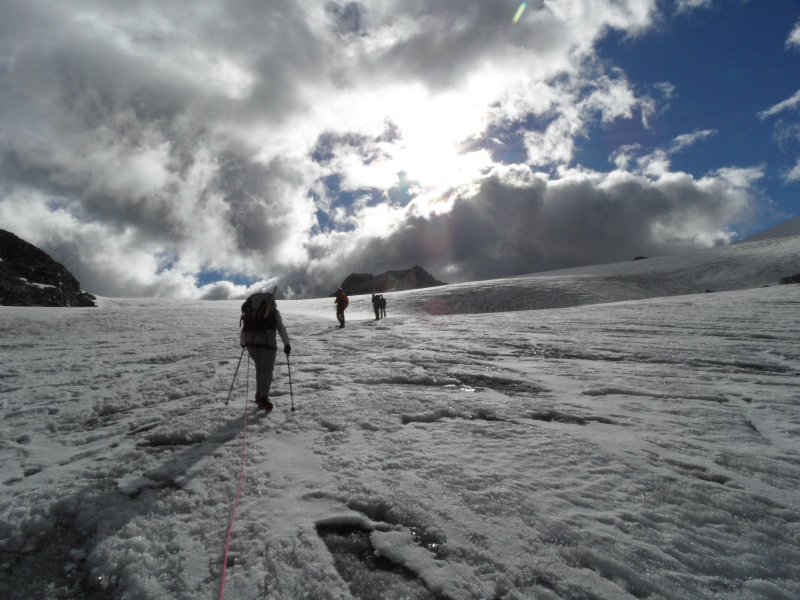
[239,298,252,328]
[255,298,268,318]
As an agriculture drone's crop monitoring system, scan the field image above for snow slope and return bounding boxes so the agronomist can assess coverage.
[740,215,800,243]
[348,234,800,316]
[1,236,799,600]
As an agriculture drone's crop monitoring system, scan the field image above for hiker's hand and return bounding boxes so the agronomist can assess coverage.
[284,344,291,355]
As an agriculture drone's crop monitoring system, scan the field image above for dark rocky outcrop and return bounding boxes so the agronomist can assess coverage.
[779,273,800,285]
[336,265,446,296]
[0,229,96,307]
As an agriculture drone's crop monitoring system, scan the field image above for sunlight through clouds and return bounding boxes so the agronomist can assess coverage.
[0,0,786,299]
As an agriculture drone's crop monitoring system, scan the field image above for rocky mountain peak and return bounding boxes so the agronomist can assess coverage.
[336,265,446,296]
[0,229,97,307]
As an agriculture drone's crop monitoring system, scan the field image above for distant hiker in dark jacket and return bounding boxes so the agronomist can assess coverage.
[335,288,349,328]
[372,293,381,320]
[379,294,387,318]
[240,291,291,413]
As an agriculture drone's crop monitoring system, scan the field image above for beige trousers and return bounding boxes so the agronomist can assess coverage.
[247,345,277,400]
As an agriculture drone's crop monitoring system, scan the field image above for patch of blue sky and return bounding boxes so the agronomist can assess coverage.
[386,171,416,205]
[458,112,557,166]
[155,252,177,274]
[589,0,800,224]
[315,171,412,233]
[46,195,84,217]
[196,269,258,288]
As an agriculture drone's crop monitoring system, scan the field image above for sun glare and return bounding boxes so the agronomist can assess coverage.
[390,135,488,192]
[380,91,493,194]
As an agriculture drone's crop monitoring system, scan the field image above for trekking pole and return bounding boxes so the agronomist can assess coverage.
[224,347,246,406]
[286,354,295,412]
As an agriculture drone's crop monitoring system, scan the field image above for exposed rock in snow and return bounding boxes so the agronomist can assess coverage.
[0,229,96,307]
[338,266,446,296]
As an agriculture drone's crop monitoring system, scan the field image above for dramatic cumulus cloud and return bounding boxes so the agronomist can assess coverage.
[0,0,762,299]
[319,162,758,284]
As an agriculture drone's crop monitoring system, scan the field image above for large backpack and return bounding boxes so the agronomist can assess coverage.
[240,292,277,333]
[336,290,349,308]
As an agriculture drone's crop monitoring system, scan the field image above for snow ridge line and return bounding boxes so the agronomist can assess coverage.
[218,357,250,600]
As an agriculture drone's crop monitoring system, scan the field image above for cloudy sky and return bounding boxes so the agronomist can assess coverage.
[1,0,798,299]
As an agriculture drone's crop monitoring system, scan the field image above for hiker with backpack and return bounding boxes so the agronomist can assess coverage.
[240,290,291,412]
[379,294,387,318]
[335,288,349,328]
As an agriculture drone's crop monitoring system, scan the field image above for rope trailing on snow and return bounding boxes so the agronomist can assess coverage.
[218,356,250,599]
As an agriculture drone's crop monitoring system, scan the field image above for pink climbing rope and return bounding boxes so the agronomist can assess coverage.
[218,357,250,600]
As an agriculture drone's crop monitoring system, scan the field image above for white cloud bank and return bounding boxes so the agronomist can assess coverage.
[0,0,763,299]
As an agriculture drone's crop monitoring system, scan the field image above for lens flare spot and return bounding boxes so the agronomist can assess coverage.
[513,2,527,23]
[420,218,452,259]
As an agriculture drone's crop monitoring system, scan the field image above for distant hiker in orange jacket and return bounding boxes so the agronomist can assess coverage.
[335,288,349,328]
